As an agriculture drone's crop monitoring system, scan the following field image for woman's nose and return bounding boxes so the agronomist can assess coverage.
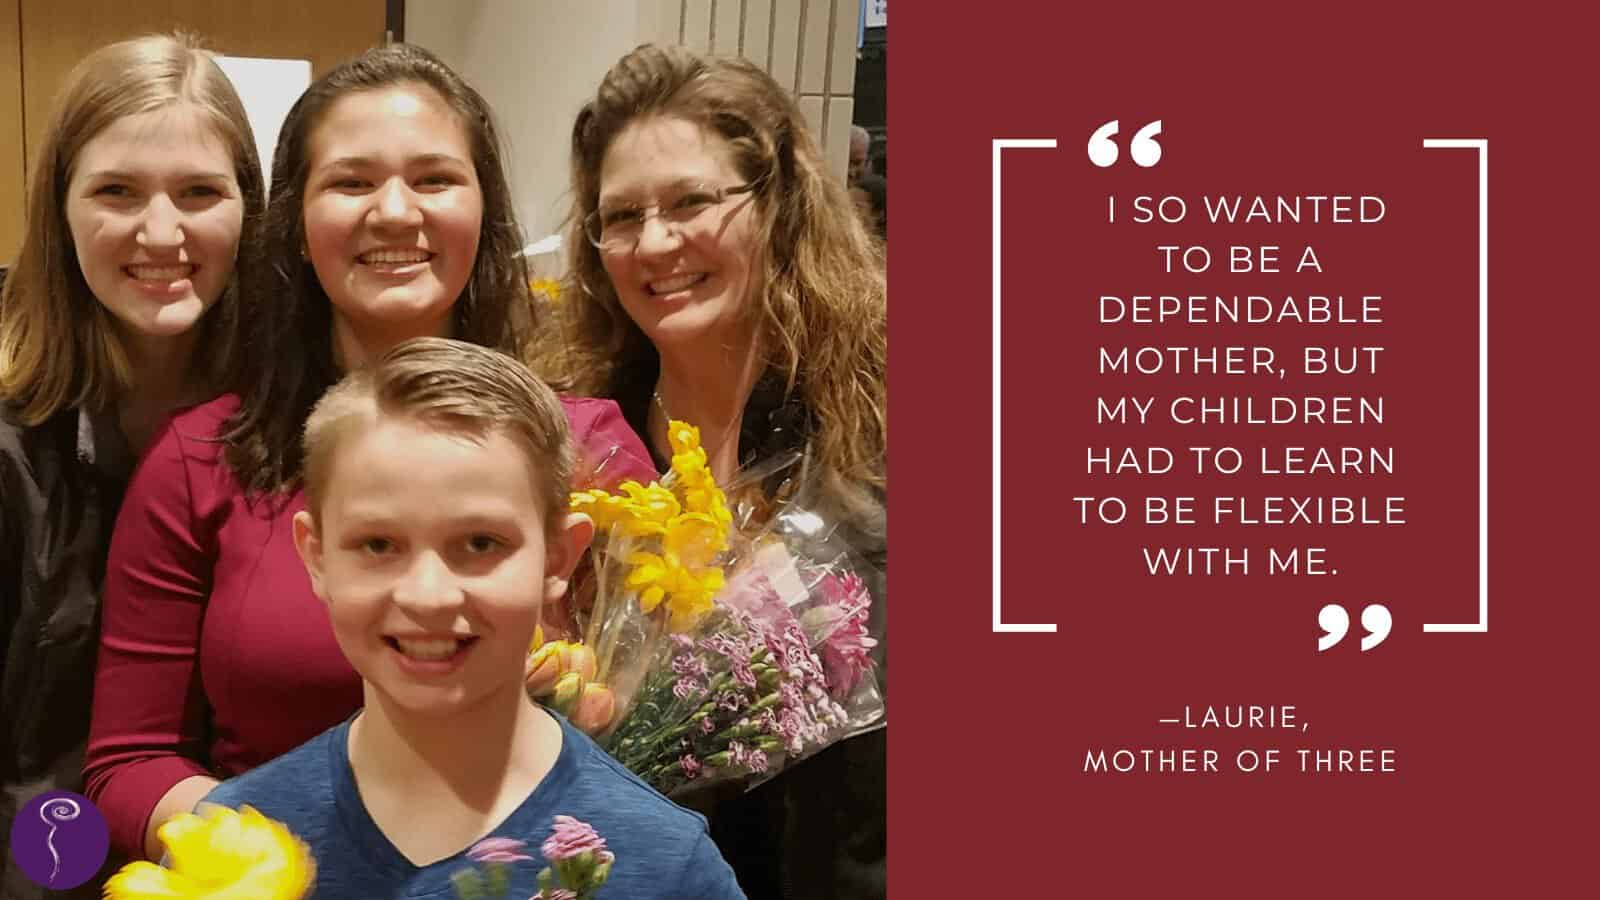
[370,178,424,227]
[633,212,683,257]
[136,193,185,250]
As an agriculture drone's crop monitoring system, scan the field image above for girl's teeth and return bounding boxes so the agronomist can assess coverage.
[394,638,462,660]
[128,265,193,281]
[363,251,430,264]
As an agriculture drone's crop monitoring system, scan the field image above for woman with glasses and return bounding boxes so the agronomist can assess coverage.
[549,44,887,900]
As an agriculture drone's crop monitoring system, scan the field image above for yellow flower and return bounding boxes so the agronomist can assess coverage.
[530,277,563,304]
[624,550,671,613]
[621,546,722,633]
[685,482,733,527]
[106,806,314,899]
[570,490,631,532]
[619,481,681,523]
[666,566,722,632]
[666,420,702,455]
[103,861,201,897]
[575,427,732,637]
[663,513,726,569]
[670,444,710,483]
[606,516,667,541]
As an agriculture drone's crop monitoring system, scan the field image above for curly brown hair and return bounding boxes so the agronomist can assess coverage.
[551,44,886,518]
[222,43,539,496]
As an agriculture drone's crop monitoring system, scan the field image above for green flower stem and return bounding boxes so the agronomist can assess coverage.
[593,588,630,686]
[583,533,617,651]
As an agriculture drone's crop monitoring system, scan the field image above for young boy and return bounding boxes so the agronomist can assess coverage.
[201,338,745,898]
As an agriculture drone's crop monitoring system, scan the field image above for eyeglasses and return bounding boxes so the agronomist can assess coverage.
[584,181,760,252]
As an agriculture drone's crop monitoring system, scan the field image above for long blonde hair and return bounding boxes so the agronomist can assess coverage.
[555,44,887,518]
[0,33,264,424]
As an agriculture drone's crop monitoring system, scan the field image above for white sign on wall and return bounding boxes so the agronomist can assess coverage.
[213,55,313,192]
[866,0,887,28]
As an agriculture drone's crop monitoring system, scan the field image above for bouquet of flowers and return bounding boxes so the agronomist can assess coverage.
[531,420,732,734]
[104,805,315,899]
[531,420,884,794]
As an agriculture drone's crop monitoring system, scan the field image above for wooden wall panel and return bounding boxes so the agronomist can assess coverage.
[681,0,712,53]
[797,0,828,94]
[651,0,857,183]
[18,0,386,189]
[769,0,800,90]
[709,0,740,56]
[1,0,24,264]
[741,0,772,71]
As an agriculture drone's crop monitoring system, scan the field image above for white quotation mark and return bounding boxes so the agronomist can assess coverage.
[1317,604,1392,652]
[1087,119,1162,167]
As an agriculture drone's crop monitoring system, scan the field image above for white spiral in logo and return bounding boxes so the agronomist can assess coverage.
[38,797,81,885]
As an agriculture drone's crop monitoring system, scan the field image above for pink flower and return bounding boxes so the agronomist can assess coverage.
[680,754,703,779]
[720,565,781,617]
[671,653,710,679]
[541,816,615,865]
[808,574,877,697]
[466,836,532,863]
[728,741,770,774]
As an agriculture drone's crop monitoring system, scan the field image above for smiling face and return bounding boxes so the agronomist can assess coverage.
[302,83,483,350]
[65,104,244,347]
[597,115,762,357]
[292,416,585,718]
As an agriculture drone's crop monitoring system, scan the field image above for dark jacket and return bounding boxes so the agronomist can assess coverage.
[618,365,888,900]
[1,407,131,898]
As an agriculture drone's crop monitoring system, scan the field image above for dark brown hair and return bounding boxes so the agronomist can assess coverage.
[223,43,537,495]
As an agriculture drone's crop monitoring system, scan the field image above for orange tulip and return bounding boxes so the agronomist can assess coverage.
[526,642,565,696]
[565,643,598,683]
[551,671,584,715]
[571,683,617,735]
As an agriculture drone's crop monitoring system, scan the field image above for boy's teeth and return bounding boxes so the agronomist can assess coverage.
[650,273,702,293]
[362,250,430,264]
[394,638,462,660]
[128,265,194,281]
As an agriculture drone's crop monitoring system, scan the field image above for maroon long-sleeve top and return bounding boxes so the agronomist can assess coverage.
[84,394,656,857]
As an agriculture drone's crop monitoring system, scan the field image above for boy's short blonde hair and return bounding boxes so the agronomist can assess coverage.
[302,338,573,526]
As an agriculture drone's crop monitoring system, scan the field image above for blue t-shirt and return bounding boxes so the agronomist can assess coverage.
[204,712,745,899]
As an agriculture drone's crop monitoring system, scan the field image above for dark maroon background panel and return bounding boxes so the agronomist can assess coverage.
[889,3,1598,895]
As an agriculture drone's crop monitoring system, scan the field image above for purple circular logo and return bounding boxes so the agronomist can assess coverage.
[8,791,109,890]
